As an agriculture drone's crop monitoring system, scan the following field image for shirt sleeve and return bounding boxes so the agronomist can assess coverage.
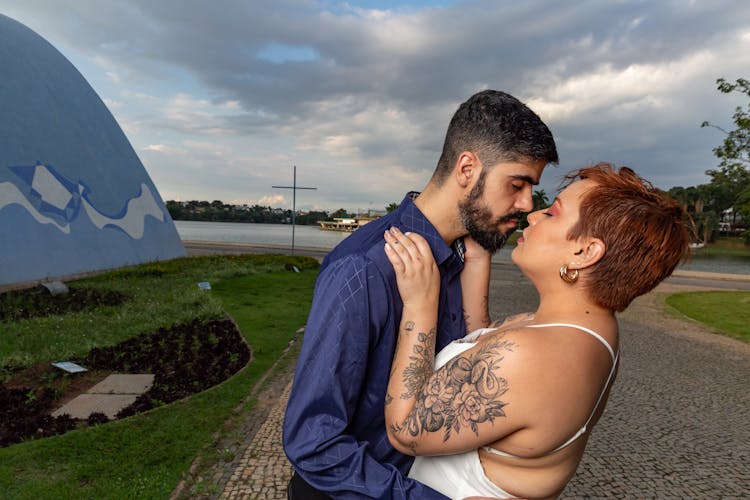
[282,255,449,499]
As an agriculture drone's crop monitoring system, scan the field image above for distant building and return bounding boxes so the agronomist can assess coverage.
[318,216,379,232]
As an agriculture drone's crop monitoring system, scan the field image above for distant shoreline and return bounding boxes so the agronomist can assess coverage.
[182,240,750,284]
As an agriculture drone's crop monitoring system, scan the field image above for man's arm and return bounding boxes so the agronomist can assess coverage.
[282,256,448,499]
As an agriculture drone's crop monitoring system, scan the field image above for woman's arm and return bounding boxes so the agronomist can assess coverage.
[384,228,525,456]
[460,237,492,332]
[384,227,440,453]
[461,237,534,331]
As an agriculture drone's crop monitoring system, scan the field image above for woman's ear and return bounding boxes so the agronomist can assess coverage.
[570,238,605,271]
[454,151,480,189]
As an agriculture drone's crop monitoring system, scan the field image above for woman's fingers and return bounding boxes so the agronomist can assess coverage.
[385,227,440,306]
[386,227,416,260]
[384,230,415,272]
[386,227,430,263]
[384,235,406,274]
[384,227,438,283]
[385,228,425,279]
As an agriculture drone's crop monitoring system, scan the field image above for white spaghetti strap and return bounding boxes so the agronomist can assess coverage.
[482,322,618,458]
[461,327,497,342]
[482,444,514,458]
[527,323,615,361]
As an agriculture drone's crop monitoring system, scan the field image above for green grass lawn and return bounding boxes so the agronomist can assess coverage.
[2,250,746,498]
[693,236,750,257]
[0,254,318,499]
[665,291,750,342]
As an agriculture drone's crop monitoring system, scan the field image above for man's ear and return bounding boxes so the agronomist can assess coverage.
[454,151,480,189]
[570,238,605,270]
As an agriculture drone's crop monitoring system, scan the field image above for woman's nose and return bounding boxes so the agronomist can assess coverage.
[526,209,543,224]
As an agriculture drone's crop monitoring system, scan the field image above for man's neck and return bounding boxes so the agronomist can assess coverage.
[413,184,465,246]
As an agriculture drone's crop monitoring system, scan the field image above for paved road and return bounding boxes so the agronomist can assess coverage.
[182,241,750,498]
[666,271,750,290]
[485,265,750,499]
[184,240,750,289]
[184,240,332,260]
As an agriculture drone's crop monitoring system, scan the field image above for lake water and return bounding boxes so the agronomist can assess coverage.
[174,220,750,276]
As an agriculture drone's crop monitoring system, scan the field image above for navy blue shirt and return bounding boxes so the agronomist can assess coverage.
[283,193,466,498]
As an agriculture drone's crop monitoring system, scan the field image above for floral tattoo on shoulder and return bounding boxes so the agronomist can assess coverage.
[393,336,515,441]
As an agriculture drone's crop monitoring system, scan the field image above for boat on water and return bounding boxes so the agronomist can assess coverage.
[318,216,378,232]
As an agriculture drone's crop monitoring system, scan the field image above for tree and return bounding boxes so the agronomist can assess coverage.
[702,78,750,169]
[702,77,750,242]
[386,202,400,213]
[532,189,549,211]
[704,165,747,224]
[330,208,351,219]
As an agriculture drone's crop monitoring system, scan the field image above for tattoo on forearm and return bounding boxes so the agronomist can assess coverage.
[385,393,393,406]
[400,329,436,401]
[404,320,415,331]
[394,335,515,442]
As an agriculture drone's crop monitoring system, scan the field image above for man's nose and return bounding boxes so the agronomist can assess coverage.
[515,189,534,213]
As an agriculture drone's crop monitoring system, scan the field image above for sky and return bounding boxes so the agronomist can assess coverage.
[1,0,749,213]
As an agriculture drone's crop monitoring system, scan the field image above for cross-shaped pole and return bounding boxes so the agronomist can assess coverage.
[272,165,317,255]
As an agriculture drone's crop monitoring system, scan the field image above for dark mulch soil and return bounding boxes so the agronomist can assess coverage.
[0,318,250,448]
[0,285,130,321]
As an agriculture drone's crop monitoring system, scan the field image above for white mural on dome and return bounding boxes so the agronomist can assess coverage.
[0,163,164,239]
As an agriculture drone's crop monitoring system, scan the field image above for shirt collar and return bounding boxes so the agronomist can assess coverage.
[397,192,464,266]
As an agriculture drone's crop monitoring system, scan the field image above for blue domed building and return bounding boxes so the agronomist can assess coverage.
[0,14,185,288]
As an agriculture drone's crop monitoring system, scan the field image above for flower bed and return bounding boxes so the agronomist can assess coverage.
[0,318,249,447]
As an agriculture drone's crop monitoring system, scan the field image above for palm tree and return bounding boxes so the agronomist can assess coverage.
[519,189,550,229]
[532,189,549,211]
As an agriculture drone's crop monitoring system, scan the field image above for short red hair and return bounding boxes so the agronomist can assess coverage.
[563,163,690,312]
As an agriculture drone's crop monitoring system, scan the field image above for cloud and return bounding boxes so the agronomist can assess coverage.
[256,194,287,207]
[1,0,749,208]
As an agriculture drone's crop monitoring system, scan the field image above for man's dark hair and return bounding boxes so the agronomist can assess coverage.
[433,90,558,184]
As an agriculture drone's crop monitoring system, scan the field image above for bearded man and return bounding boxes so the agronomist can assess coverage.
[283,90,558,499]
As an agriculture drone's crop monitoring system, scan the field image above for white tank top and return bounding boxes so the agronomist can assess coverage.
[408,323,618,498]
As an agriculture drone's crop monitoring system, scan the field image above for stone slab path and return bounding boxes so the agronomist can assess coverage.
[52,373,154,420]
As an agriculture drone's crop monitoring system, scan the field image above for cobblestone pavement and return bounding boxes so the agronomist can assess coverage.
[220,381,294,499]
[210,263,750,499]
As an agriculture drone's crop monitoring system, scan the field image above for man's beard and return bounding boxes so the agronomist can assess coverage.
[458,173,521,253]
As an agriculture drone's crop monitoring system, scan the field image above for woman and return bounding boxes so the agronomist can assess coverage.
[383,163,690,499]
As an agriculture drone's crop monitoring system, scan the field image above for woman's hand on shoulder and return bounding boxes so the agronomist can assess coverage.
[462,236,492,265]
[384,227,439,309]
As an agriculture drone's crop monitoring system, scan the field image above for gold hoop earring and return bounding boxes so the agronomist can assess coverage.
[559,264,579,284]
